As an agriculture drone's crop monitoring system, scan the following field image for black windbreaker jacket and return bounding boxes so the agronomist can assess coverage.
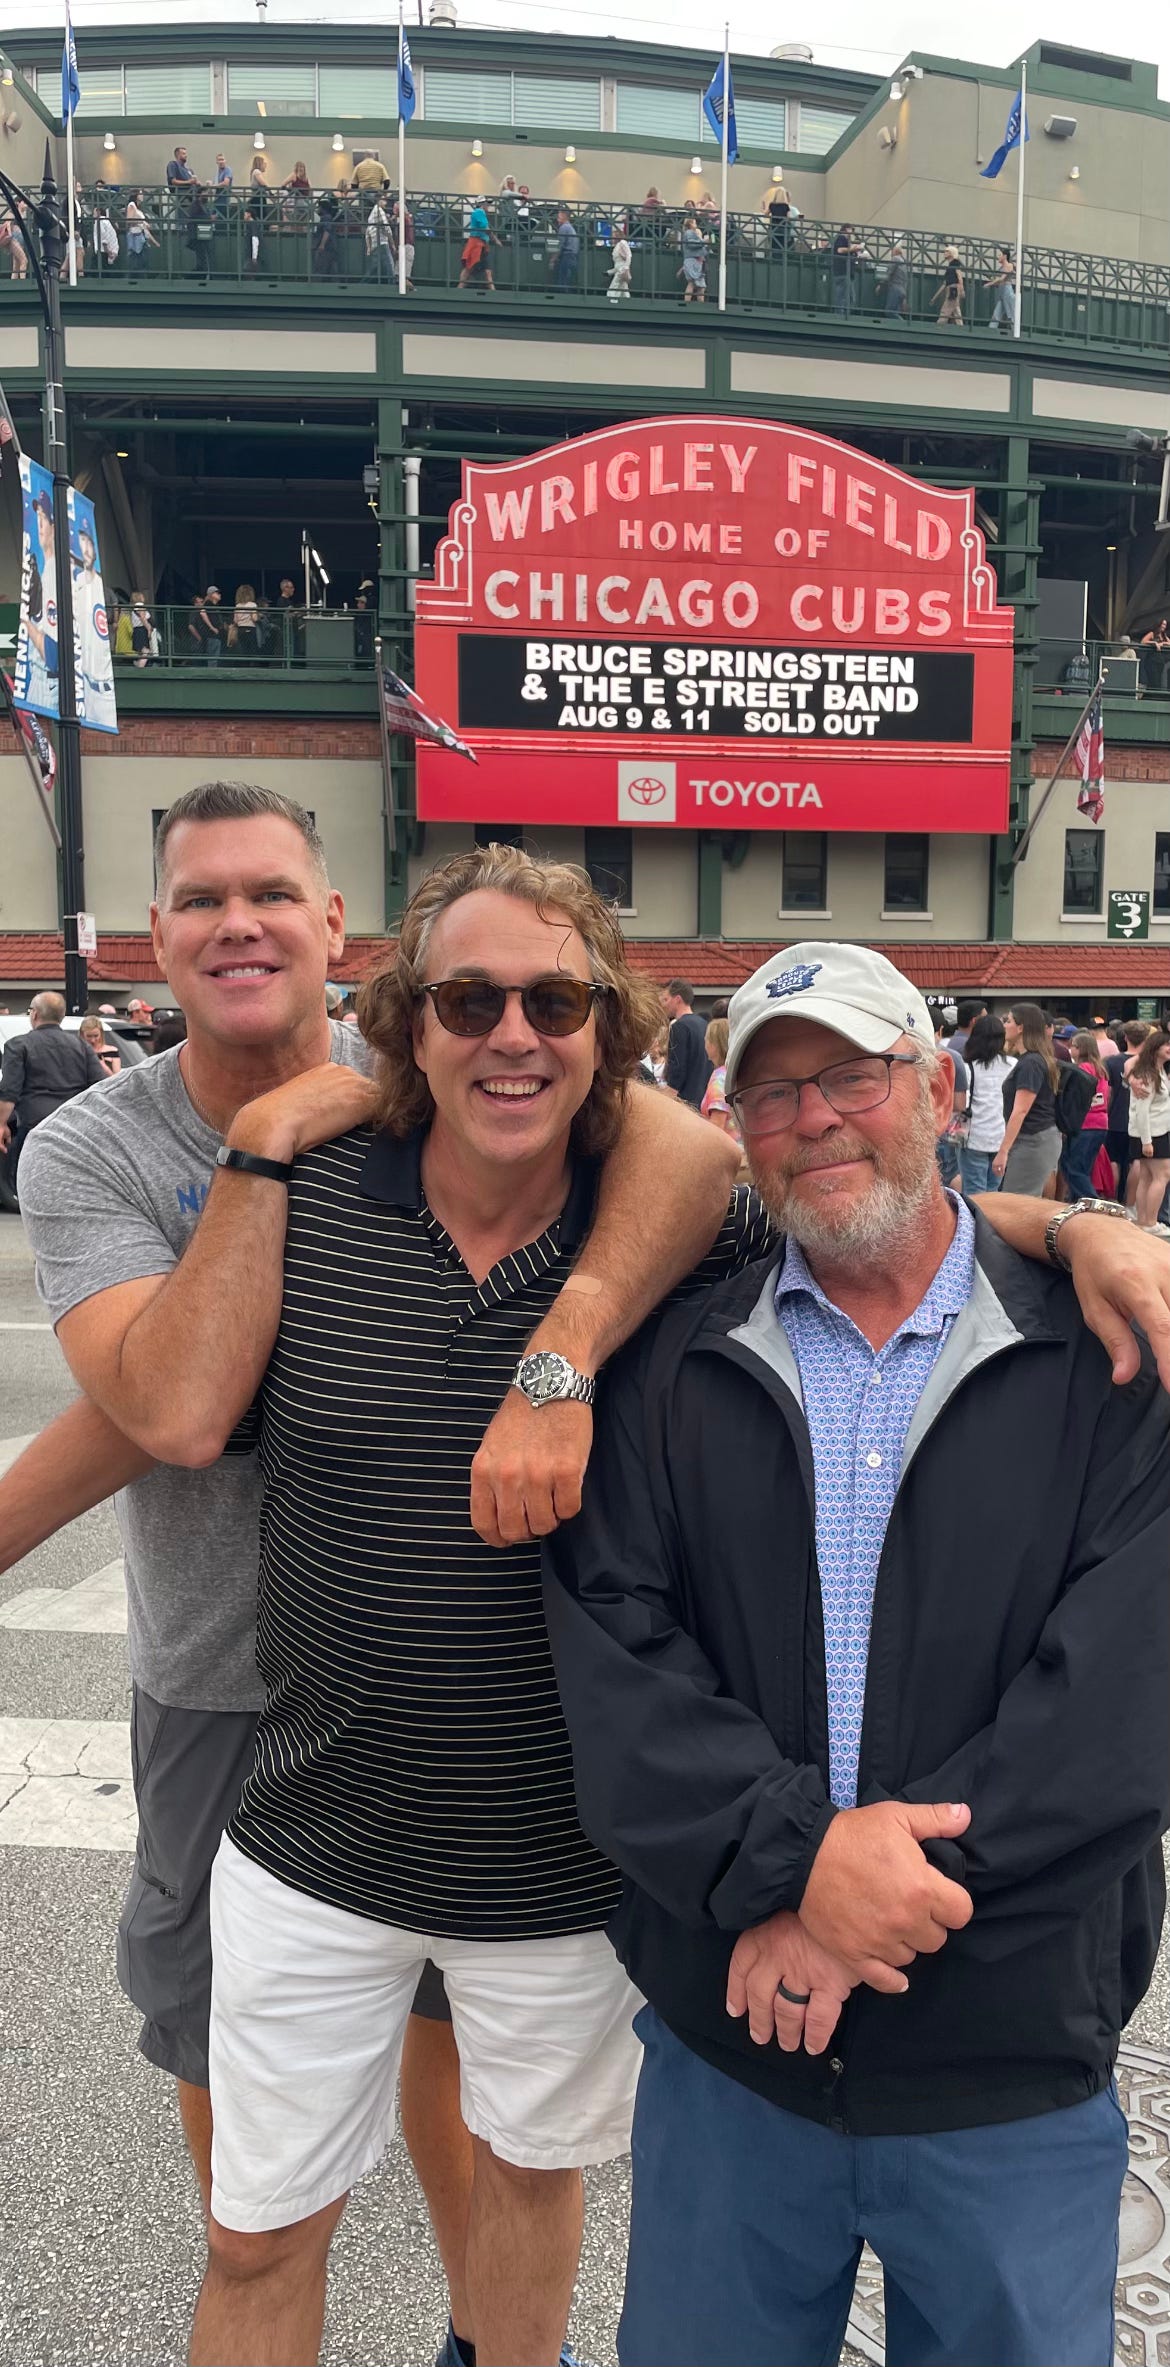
[544,1214,1170,2136]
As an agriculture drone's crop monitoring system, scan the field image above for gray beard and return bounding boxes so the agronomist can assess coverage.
[753,1096,943,1266]
[765,1160,938,1265]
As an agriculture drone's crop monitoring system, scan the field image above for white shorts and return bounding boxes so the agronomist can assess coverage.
[208,1835,642,2232]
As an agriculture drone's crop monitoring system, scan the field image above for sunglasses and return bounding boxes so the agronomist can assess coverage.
[420,975,609,1038]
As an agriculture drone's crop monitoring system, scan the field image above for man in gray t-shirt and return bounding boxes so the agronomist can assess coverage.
[20,1020,370,1714]
[11,787,379,2211]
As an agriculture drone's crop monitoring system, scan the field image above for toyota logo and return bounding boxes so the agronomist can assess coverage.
[625,775,668,807]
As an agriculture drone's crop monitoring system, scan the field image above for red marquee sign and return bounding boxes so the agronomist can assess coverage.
[414,415,1014,834]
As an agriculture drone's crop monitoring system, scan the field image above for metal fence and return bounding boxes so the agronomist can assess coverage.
[6,182,1168,356]
[1037,638,1170,701]
[111,600,375,671]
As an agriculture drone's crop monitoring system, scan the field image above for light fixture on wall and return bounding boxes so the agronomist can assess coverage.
[877,125,897,150]
[564,144,576,163]
[115,448,129,458]
[690,155,702,174]
[253,130,266,150]
[471,137,483,157]
[1068,164,1080,180]
[103,131,116,151]
[771,163,784,183]
[0,64,13,88]
[331,131,345,153]
[889,77,904,102]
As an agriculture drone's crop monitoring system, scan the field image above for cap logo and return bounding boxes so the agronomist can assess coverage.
[765,962,823,1001]
[906,1012,918,1030]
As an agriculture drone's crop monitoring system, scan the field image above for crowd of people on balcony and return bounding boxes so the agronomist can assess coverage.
[105,575,377,669]
[0,146,1144,340]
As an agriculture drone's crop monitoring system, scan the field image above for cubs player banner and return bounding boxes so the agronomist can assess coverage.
[67,484,118,734]
[13,457,117,734]
[414,416,1014,833]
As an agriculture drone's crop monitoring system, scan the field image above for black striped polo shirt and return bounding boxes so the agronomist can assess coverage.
[228,1123,771,1940]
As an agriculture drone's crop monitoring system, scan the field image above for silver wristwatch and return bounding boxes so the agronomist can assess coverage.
[1045,1197,1136,1273]
[512,1350,596,1409]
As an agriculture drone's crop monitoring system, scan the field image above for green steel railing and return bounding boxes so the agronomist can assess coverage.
[5,183,1168,357]
[1037,637,1170,701]
[109,599,375,672]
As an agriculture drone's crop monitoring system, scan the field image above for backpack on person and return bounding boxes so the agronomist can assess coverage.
[1055,1064,1095,1138]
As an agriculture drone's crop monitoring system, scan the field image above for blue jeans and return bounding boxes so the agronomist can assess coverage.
[620,2010,1127,2367]
[935,1136,960,1187]
[958,1144,1002,1195]
[1060,1127,1102,1200]
[832,270,853,314]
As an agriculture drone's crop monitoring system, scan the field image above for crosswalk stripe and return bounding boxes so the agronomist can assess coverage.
[0,1560,127,1634]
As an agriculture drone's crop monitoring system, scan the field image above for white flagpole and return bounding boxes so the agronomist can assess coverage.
[397,0,407,299]
[66,104,77,288]
[717,21,730,313]
[1012,58,1026,340]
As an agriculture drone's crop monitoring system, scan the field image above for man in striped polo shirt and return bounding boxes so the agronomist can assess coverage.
[174,844,764,2367]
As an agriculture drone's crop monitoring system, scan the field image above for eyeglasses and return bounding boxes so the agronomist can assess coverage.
[729,1052,920,1138]
[420,975,609,1038]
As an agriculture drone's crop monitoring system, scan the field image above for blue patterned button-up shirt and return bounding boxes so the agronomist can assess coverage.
[776,1197,976,1808]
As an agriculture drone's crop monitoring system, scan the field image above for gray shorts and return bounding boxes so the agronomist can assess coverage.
[1001,1126,1060,1198]
[117,1688,450,2086]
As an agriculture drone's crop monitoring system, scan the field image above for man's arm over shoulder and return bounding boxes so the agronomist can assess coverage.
[470,1081,738,1546]
[890,1340,1170,1940]
[22,1064,375,1469]
[543,1332,834,1932]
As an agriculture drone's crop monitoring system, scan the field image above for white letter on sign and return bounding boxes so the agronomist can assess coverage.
[485,571,520,619]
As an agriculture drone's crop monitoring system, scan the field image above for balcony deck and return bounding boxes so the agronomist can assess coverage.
[7,185,1168,364]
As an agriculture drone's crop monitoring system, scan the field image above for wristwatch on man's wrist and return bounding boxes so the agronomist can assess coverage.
[1044,1196,1136,1273]
[512,1350,596,1409]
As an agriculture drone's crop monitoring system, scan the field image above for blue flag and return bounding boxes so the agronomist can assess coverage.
[703,56,738,162]
[61,2,80,127]
[397,21,416,125]
[981,88,1028,179]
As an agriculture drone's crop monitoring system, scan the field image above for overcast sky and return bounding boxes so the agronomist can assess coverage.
[6,0,1169,94]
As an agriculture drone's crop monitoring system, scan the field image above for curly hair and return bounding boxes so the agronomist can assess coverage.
[356,843,663,1156]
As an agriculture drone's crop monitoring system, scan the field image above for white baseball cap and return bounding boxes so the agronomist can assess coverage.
[725,942,935,1096]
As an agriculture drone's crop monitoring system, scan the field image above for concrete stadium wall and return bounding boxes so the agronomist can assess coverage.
[826,74,1170,265]
[69,128,825,223]
[407,822,701,939]
[721,832,989,941]
[0,748,387,938]
[1012,761,1170,942]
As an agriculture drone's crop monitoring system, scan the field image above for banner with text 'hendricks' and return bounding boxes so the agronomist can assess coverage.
[13,456,118,735]
[414,417,1014,834]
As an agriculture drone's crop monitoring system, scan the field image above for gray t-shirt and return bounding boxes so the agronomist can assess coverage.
[18,1021,374,1712]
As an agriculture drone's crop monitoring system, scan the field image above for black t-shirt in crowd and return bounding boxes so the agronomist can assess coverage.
[1105,1052,1130,1134]
[664,1010,713,1108]
[1003,1050,1056,1134]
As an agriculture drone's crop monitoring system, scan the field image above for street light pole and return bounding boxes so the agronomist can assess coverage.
[0,142,87,1013]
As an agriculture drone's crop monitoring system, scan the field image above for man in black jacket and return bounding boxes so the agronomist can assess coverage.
[661,978,711,1109]
[0,992,105,1187]
[546,941,1170,2367]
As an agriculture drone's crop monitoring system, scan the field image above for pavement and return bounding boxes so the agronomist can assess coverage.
[0,1205,1167,2367]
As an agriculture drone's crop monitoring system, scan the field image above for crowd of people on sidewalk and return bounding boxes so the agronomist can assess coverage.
[928,995,1170,1228]
[2,797,1169,2367]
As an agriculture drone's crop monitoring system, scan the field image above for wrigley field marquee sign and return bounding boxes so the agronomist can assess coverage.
[414,415,1014,833]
